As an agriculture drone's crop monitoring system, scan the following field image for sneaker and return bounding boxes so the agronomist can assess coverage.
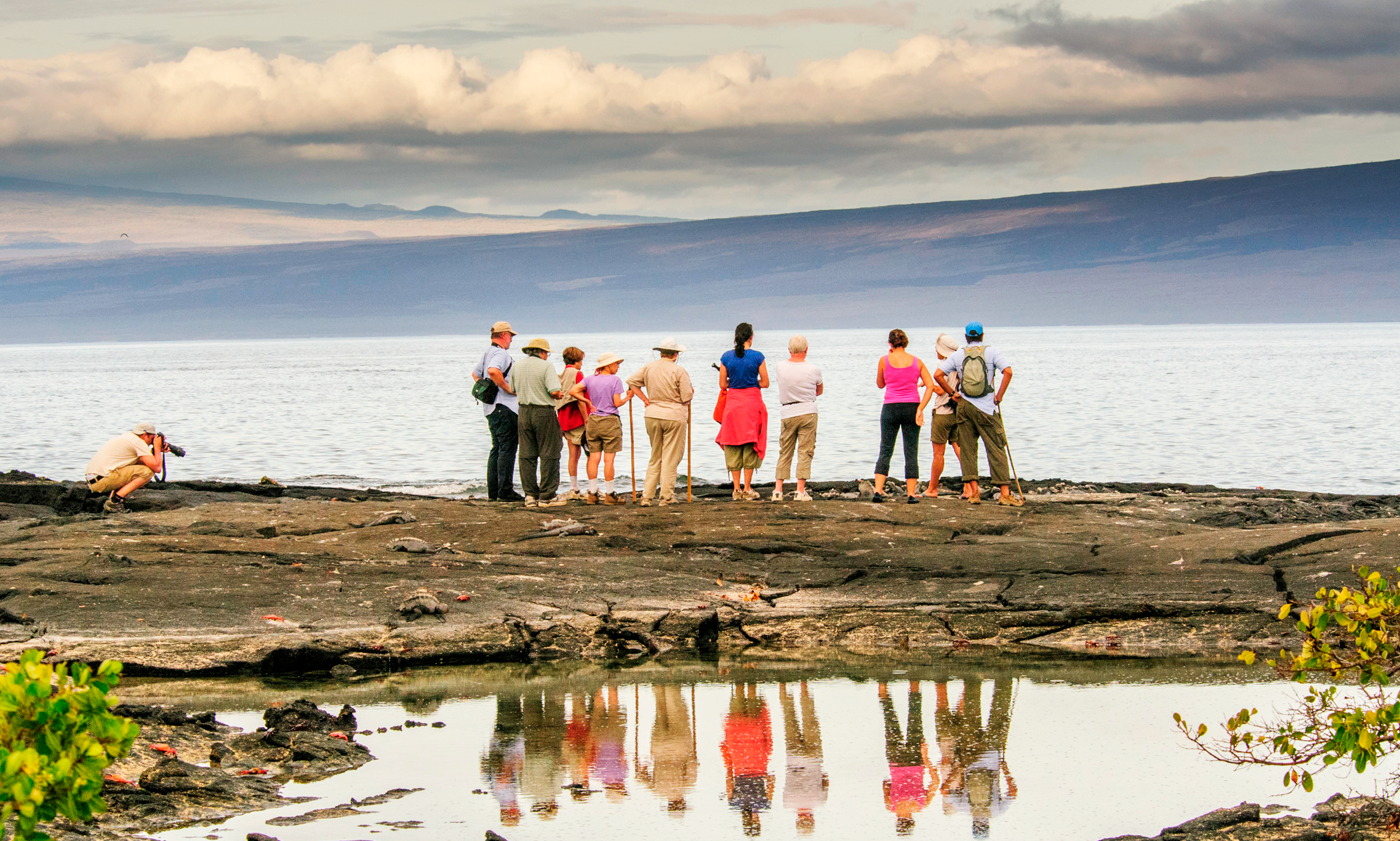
[639,498,653,507]
[603,493,623,505]
[732,488,743,501]
[523,496,538,508]
[540,497,569,508]
[871,492,886,503]
[744,489,761,501]
[659,496,676,506]
[906,494,920,504]
[102,494,127,514]
[771,489,784,502]
[564,489,584,501]
[793,491,813,502]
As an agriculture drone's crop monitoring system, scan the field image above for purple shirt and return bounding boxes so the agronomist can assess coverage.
[584,374,625,417]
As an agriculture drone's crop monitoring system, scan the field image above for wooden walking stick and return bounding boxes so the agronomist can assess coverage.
[628,400,637,502]
[687,401,693,503]
[1001,408,1025,502]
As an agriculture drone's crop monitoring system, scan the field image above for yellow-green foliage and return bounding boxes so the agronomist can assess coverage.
[1178,566,1400,791]
[0,650,139,840]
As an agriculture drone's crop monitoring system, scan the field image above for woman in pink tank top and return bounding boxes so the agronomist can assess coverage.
[873,329,936,503]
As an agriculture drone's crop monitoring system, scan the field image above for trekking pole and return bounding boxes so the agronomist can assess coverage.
[629,400,638,502]
[687,402,693,503]
[1001,407,1026,502]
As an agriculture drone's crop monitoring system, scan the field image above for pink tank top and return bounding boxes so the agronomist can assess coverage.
[883,355,921,404]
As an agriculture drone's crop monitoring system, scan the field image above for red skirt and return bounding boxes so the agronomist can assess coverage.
[715,387,768,461]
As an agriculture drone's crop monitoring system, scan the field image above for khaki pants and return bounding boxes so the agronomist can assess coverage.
[88,463,153,494]
[644,417,687,501]
[776,413,817,480]
[955,400,1010,484]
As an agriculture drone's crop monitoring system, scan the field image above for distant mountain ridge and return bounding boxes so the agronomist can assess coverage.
[1,159,1398,342]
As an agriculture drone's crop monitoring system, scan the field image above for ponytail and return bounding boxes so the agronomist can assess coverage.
[733,322,753,358]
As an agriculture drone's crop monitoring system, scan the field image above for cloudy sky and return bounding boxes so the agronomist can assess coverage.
[2,0,1398,218]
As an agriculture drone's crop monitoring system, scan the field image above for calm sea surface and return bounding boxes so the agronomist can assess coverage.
[140,659,1395,841]
[2,324,1397,495]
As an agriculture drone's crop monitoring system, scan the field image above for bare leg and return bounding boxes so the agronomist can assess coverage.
[742,468,755,493]
[928,443,946,497]
[586,451,602,481]
[795,477,805,495]
[603,452,616,482]
[567,441,582,488]
[730,470,743,496]
[905,477,918,497]
[964,480,980,500]
[874,473,887,494]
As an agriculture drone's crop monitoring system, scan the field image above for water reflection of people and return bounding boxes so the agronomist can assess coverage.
[722,683,774,836]
[637,684,698,815]
[591,685,630,801]
[481,694,525,827]
[936,678,1018,837]
[879,681,939,836]
[779,681,827,835]
[520,691,567,819]
[563,691,595,799]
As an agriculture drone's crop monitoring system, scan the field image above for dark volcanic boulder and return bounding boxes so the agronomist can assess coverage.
[139,756,239,795]
[263,699,356,733]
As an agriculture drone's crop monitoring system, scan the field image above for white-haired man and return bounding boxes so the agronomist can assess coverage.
[85,423,170,513]
[773,335,823,502]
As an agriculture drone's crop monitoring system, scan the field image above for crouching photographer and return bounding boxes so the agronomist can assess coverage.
[85,422,185,514]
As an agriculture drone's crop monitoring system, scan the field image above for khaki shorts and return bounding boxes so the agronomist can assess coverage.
[930,411,959,445]
[562,426,585,447]
[723,443,762,471]
[585,414,624,453]
[88,463,153,494]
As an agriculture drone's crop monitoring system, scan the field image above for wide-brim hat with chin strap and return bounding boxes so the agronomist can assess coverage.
[653,337,686,353]
[523,337,551,353]
[594,351,624,370]
[936,333,960,357]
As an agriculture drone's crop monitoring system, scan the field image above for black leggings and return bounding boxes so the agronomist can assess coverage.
[875,402,920,479]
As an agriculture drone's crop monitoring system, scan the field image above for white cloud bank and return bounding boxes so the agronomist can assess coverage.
[3,23,1400,146]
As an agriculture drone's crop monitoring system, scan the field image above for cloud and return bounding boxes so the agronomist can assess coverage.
[999,0,1400,75]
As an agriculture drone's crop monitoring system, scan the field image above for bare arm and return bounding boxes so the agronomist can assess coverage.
[914,361,935,425]
[994,367,1013,405]
[875,356,886,389]
[757,361,769,389]
[933,369,957,401]
[815,382,824,397]
[568,380,594,415]
[717,363,729,390]
[628,385,650,408]
[487,367,514,395]
[612,388,632,408]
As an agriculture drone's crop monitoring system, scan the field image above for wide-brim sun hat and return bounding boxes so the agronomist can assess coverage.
[936,333,960,357]
[653,337,686,353]
[595,351,624,369]
[490,320,519,335]
[523,337,551,352]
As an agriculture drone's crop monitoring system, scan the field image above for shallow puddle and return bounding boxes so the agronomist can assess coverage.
[131,656,1385,840]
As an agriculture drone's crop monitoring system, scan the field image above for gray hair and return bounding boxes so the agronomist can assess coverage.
[788,335,808,354]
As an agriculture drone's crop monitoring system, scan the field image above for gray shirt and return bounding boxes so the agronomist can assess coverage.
[472,345,518,416]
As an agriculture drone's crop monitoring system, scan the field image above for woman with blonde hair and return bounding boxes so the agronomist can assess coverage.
[873,329,936,504]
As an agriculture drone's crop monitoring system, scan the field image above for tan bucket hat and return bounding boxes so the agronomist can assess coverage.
[936,333,960,357]
[594,351,624,370]
[523,337,551,353]
[653,337,686,353]
[490,320,519,336]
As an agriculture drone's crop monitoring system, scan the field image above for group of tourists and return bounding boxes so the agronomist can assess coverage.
[471,319,1020,508]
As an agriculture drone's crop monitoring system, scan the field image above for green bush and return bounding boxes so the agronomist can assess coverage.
[0,650,139,840]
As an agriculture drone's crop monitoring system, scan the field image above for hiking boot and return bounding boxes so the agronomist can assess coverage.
[603,493,624,505]
[658,496,676,507]
[102,494,127,514]
[585,492,599,505]
[523,496,538,508]
[540,497,568,508]
[967,494,981,504]
[997,494,1024,507]
[639,498,653,507]
[793,491,813,502]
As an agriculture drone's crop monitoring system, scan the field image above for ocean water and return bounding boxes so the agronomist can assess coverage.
[1,323,1397,495]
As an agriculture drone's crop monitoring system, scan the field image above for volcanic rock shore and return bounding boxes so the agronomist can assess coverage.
[1,470,1398,675]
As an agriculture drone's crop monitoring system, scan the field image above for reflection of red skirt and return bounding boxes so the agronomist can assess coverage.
[715,387,768,461]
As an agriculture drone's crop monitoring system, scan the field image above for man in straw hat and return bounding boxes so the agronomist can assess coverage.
[923,332,964,498]
[626,338,695,506]
[933,322,1020,506]
[471,321,525,502]
[569,351,635,504]
[512,337,567,507]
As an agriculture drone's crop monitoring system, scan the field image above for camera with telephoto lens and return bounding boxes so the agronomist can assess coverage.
[155,433,186,458]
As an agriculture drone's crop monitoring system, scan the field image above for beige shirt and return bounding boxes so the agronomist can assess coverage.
[85,432,151,478]
[626,358,694,422]
[510,354,562,406]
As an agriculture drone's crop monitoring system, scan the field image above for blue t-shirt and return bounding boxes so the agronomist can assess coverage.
[721,349,765,389]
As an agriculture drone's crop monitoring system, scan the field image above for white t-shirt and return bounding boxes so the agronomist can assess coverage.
[775,359,823,419]
[85,432,152,478]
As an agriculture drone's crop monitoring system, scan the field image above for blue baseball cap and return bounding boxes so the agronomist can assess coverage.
[964,321,984,337]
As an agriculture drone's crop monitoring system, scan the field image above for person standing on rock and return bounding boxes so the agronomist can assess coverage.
[85,422,171,513]
[557,346,588,501]
[471,321,525,503]
[873,329,937,504]
[933,321,1020,506]
[626,338,695,506]
[570,352,634,505]
[511,338,567,508]
[716,322,770,501]
[923,333,964,498]
[773,335,823,503]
